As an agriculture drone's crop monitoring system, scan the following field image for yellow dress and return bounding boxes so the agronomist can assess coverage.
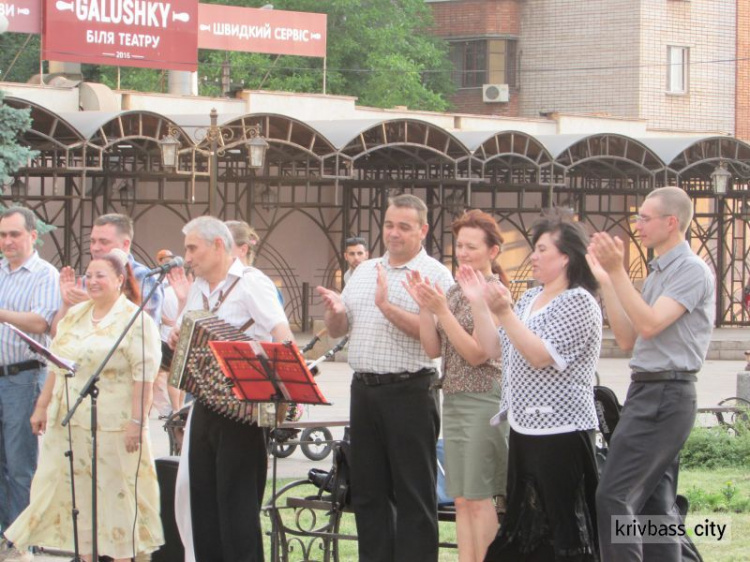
[5,294,165,558]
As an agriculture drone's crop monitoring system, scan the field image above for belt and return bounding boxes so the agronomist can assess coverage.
[631,370,697,383]
[0,360,44,377]
[353,368,436,386]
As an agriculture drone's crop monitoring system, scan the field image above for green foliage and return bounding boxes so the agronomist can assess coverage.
[683,481,750,513]
[0,33,41,83]
[0,90,38,184]
[681,425,750,470]
[0,0,454,111]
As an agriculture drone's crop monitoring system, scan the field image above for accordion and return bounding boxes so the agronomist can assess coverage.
[169,310,258,424]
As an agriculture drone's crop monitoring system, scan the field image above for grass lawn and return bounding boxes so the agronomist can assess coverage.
[259,467,749,561]
[679,468,750,562]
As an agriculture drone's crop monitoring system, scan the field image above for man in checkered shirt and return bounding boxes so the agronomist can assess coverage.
[318,194,453,562]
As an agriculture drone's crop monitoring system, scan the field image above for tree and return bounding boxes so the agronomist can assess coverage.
[0,90,37,184]
[199,0,455,111]
[0,91,54,250]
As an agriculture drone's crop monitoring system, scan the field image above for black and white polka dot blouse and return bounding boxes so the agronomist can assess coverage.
[492,285,602,435]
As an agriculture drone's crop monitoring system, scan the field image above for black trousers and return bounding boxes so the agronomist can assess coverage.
[188,401,268,562]
[596,381,697,561]
[350,374,440,562]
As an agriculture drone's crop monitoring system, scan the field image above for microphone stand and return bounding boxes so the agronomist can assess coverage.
[62,369,83,562]
[61,269,167,560]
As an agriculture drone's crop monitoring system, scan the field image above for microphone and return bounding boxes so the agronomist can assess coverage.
[144,256,184,277]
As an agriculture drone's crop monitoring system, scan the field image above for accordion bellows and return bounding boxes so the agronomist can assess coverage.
[170,311,256,424]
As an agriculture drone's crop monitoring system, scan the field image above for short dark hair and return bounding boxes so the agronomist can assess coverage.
[530,211,599,295]
[387,194,428,226]
[94,213,134,240]
[345,236,367,248]
[0,206,37,232]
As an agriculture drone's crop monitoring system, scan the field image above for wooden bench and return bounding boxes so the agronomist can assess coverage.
[696,397,750,433]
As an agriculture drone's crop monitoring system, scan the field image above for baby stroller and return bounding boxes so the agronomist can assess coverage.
[593,386,703,562]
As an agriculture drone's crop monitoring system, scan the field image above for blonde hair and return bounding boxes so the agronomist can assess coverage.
[225,220,260,265]
[646,187,693,234]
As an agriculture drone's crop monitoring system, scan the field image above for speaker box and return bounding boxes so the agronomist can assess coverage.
[152,456,185,562]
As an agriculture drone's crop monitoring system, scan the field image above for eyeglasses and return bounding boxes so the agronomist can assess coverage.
[630,214,670,224]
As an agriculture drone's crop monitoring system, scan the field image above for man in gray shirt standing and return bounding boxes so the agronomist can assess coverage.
[317,194,454,562]
[587,186,715,561]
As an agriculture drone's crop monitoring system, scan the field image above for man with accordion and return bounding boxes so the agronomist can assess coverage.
[168,216,293,562]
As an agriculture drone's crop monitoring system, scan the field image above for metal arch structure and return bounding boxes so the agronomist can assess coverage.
[3,98,750,326]
[332,119,473,267]
[656,137,750,326]
[66,110,195,268]
[1,97,104,268]
[205,113,342,327]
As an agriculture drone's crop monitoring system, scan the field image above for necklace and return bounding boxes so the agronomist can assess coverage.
[91,308,107,325]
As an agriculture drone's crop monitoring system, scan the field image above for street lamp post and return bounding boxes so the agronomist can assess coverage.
[711,161,731,196]
[711,160,732,327]
[158,108,269,216]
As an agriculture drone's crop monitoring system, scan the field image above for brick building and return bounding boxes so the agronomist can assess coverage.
[429,0,743,139]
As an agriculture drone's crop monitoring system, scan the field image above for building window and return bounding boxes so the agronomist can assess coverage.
[667,46,689,94]
[450,39,517,89]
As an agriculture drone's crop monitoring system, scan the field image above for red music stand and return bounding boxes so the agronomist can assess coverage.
[209,339,330,562]
[209,339,330,406]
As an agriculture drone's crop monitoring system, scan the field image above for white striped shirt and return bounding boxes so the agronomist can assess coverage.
[342,248,454,374]
[0,252,61,364]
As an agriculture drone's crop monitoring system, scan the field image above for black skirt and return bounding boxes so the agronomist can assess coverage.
[484,428,599,562]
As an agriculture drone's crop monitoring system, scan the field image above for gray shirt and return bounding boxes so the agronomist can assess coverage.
[342,248,454,374]
[630,241,715,373]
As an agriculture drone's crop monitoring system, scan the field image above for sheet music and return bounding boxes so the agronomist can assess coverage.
[2,322,77,372]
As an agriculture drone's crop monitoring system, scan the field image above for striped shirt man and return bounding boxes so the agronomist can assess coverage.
[0,251,60,363]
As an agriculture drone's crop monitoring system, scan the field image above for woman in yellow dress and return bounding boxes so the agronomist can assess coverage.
[4,249,164,560]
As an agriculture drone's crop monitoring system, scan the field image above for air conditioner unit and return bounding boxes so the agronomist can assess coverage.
[482,84,509,103]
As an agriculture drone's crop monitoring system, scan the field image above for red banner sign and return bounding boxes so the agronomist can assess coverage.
[42,0,198,71]
[1,0,41,34]
[198,4,326,58]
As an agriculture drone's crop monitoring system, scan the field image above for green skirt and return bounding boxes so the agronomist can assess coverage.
[443,388,509,500]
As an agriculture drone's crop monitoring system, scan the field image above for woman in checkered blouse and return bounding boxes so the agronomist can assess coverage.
[460,214,602,562]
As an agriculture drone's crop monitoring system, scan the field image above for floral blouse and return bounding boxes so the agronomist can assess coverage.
[437,278,503,395]
[47,294,162,432]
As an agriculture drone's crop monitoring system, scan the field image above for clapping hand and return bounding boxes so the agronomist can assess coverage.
[588,232,625,274]
[403,270,427,307]
[403,270,448,315]
[167,266,192,304]
[316,286,346,315]
[585,247,610,285]
[484,282,513,315]
[60,266,88,307]
[456,264,486,303]
[457,265,512,314]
